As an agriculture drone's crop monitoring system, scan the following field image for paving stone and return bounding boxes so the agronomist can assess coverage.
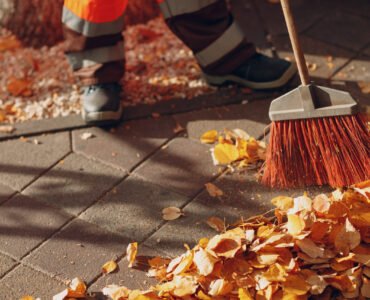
[272,35,355,79]
[134,137,219,197]
[173,100,272,141]
[90,245,164,293]
[333,55,370,83]
[0,253,17,278]
[25,219,129,283]
[80,175,190,242]
[22,153,126,216]
[0,132,70,191]
[0,265,65,299]
[0,183,15,205]
[254,0,327,36]
[145,170,332,257]
[0,194,71,259]
[73,116,177,172]
[333,0,370,18]
[306,11,370,51]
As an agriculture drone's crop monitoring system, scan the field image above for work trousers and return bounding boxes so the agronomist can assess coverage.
[62,0,256,85]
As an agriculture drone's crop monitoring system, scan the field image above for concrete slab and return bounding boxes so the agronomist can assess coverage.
[0,254,17,278]
[22,153,126,216]
[80,175,190,242]
[72,116,177,172]
[173,101,272,141]
[332,55,370,82]
[272,35,355,80]
[144,170,331,257]
[89,245,164,292]
[0,265,65,299]
[134,137,219,197]
[0,132,70,191]
[0,183,15,205]
[24,219,129,283]
[0,194,71,259]
[306,10,370,51]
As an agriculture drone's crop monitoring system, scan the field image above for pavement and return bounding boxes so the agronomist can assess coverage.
[0,0,369,298]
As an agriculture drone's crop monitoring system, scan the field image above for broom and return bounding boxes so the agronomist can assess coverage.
[261,0,370,189]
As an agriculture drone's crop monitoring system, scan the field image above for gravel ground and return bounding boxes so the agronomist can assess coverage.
[0,18,215,124]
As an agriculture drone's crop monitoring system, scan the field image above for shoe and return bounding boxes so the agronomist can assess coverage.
[203,53,297,90]
[81,83,123,125]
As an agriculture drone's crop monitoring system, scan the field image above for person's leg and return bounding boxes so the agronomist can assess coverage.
[158,0,296,89]
[62,0,128,124]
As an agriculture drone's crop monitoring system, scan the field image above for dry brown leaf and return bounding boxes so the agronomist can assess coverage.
[271,196,294,211]
[334,219,361,254]
[358,81,370,94]
[296,238,325,259]
[287,214,305,236]
[102,260,118,274]
[207,229,243,258]
[205,182,224,197]
[53,277,87,300]
[127,242,138,268]
[283,275,310,295]
[208,279,233,296]
[206,216,225,232]
[102,285,130,300]
[193,247,218,276]
[172,275,198,297]
[361,276,370,298]
[313,194,331,214]
[162,206,183,221]
[7,77,33,97]
[0,125,15,133]
[200,130,218,144]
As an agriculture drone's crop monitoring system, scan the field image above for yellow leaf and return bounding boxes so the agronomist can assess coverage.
[238,287,253,300]
[206,216,225,232]
[287,214,305,236]
[127,242,138,268]
[69,277,87,294]
[172,275,198,297]
[197,290,212,300]
[148,257,170,268]
[171,251,193,275]
[334,218,361,254]
[361,276,370,298]
[205,183,224,197]
[213,143,239,165]
[162,207,183,221]
[208,279,233,296]
[102,285,130,300]
[263,263,287,282]
[200,130,218,144]
[20,297,35,300]
[271,196,294,211]
[283,275,310,295]
[193,248,218,276]
[102,260,118,274]
[206,230,243,258]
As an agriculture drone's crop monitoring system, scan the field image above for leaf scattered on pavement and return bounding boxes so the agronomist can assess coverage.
[162,207,183,221]
[0,125,15,133]
[205,182,224,197]
[127,242,138,268]
[80,132,95,140]
[102,260,118,274]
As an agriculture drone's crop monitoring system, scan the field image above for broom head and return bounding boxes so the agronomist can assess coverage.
[262,84,370,189]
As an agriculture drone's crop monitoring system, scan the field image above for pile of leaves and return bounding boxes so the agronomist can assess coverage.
[40,181,370,300]
[200,129,266,170]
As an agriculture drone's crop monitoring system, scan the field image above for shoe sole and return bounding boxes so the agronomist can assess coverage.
[203,63,297,90]
[82,105,123,125]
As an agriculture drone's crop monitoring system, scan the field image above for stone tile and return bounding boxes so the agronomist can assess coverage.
[25,219,129,283]
[73,117,177,172]
[332,55,370,82]
[334,0,370,18]
[0,132,70,191]
[174,100,272,141]
[22,153,126,216]
[0,194,71,259]
[272,35,355,80]
[254,0,327,36]
[0,254,17,278]
[0,265,65,299]
[134,137,219,197]
[0,183,15,205]
[90,245,164,292]
[145,170,331,257]
[0,115,86,141]
[80,175,190,242]
[306,11,370,51]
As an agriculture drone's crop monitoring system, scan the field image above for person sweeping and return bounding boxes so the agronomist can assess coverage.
[62,0,297,124]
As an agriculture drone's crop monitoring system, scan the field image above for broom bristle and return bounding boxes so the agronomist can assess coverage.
[261,114,370,189]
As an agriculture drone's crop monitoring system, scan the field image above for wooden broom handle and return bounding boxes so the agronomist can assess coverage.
[280,0,310,85]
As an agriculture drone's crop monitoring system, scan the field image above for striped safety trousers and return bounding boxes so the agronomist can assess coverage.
[62,0,256,85]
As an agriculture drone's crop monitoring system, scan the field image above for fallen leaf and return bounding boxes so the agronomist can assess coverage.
[208,279,233,296]
[172,275,198,297]
[162,207,183,221]
[358,81,370,94]
[213,143,239,165]
[205,183,224,197]
[102,285,130,300]
[334,218,361,254]
[313,194,331,214]
[0,36,21,52]
[80,132,94,140]
[20,297,35,300]
[102,260,118,274]
[127,242,138,268]
[0,125,15,133]
[193,247,218,276]
[271,196,294,211]
[7,77,33,97]
[200,130,218,144]
[296,238,325,258]
[206,216,225,232]
[287,214,305,236]
[238,287,253,300]
[283,274,310,295]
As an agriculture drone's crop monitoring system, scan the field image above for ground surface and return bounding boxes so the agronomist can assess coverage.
[0,0,369,298]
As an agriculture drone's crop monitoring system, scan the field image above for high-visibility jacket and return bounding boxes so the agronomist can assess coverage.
[62,0,255,85]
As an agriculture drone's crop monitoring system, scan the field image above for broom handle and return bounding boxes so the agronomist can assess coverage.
[280,0,310,86]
